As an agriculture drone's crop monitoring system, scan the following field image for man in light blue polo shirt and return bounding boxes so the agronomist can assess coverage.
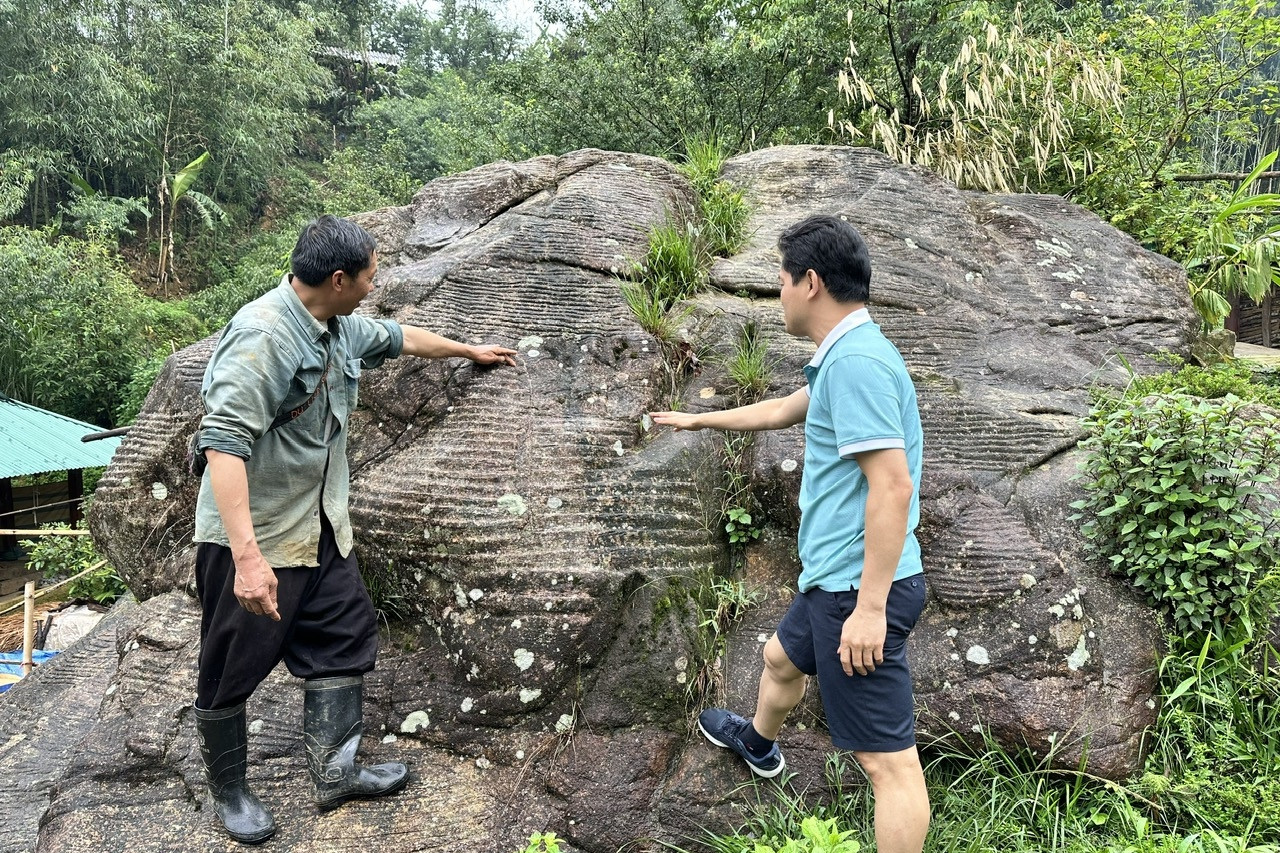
[651,215,929,853]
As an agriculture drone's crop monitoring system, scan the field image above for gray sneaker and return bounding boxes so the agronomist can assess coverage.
[697,708,786,779]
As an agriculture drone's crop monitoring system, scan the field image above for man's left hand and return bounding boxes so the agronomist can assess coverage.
[838,606,886,676]
[469,345,518,366]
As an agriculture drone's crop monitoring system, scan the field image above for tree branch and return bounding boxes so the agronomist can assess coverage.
[1172,171,1280,183]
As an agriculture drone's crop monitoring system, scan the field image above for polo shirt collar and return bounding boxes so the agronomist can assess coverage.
[278,274,330,343]
[808,307,871,368]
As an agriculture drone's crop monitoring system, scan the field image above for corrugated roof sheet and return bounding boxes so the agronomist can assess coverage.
[0,396,122,479]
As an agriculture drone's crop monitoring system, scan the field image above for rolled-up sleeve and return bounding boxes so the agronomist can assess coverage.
[344,316,403,369]
[198,327,298,460]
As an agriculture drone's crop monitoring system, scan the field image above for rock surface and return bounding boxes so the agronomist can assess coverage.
[15,145,1195,852]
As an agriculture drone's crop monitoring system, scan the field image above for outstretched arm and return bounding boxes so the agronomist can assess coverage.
[399,325,517,365]
[650,387,809,433]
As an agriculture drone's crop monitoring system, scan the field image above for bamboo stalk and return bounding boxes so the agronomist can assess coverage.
[0,559,108,618]
[0,529,91,537]
[21,582,35,675]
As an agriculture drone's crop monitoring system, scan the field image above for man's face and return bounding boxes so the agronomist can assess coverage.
[339,252,378,315]
[778,266,806,336]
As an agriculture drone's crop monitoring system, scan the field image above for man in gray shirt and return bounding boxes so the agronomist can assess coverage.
[192,215,516,843]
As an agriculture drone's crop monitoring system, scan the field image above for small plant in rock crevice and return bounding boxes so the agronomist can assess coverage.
[517,831,562,853]
[724,506,762,545]
[687,571,766,711]
[679,137,751,258]
[723,320,778,407]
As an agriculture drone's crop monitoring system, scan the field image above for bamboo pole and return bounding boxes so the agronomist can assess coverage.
[0,529,91,537]
[21,581,35,675]
[0,559,108,618]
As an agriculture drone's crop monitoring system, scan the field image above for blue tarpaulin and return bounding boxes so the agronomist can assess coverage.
[0,649,58,693]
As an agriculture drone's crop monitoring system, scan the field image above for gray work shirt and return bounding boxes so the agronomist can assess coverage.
[193,277,403,567]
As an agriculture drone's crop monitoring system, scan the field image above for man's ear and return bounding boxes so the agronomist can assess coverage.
[328,269,346,292]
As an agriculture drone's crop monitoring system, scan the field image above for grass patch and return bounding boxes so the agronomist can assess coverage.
[679,136,751,257]
[723,320,777,406]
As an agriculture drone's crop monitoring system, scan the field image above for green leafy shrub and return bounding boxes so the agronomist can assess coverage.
[724,507,762,545]
[1107,360,1280,411]
[21,527,127,606]
[1073,393,1280,638]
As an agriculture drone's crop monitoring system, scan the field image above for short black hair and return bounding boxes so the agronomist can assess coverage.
[290,215,377,286]
[777,215,871,303]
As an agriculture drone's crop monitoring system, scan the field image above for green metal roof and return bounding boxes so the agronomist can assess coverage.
[0,396,122,479]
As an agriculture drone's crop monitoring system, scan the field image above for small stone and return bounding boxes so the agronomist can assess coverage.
[468,588,484,602]
[150,482,168,501]
[476,757,491,769]
[381,734,398,744]
[966,646,990,665]
[514,649,535,671]
[248,719,264,735]
[780,459,798,473]
[547,497,563,509]
[519,688,542,704]
[461,698,474,712]
[698,387,716,399]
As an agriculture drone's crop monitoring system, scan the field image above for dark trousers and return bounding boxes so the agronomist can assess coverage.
[195,513,378,710]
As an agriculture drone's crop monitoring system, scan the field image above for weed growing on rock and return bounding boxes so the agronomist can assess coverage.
[518,832,562,853]
[723,320,777,406]
[679,136,751,257]
[688,570,765,711]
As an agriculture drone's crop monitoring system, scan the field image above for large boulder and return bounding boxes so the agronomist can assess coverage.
[32,145,1193,852]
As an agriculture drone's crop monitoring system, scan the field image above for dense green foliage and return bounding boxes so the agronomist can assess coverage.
[1073,393,1280,637]
[0,227,204,425]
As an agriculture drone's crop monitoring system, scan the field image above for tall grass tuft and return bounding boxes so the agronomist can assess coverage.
[680,136,750,257]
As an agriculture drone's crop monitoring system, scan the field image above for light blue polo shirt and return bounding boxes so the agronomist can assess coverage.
[797,308,924,593]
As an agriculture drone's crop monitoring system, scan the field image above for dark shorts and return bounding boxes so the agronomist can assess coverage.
[195,513,378,710]
[776,574,926,752]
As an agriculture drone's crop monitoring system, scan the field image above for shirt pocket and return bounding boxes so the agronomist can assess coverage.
[343,358,363,415]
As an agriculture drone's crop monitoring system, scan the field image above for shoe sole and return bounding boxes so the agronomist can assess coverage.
[697,720,786,779]
[315,772,410,811]
[227,826,275,845]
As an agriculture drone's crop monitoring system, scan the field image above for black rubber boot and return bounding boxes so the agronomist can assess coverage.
[194,703,276,844]
[302,675,409,810]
